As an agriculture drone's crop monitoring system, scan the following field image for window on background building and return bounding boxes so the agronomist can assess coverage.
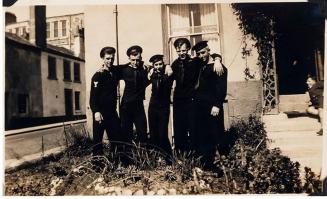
[61,20,67,37]
[22,27,26,36]
[63,59,71,81]
[18,94,28,114]
[48,56,57,79]
[166,4,221,61]
[8,29,12,33]
[15,27,19,35]
[54,21,58,38]
[73,62,81,82]
[46,22,50,38]
[74,91,80,111]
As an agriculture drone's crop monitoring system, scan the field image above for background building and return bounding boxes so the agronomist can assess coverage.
[5,6,86,130]
[5,12,84,59]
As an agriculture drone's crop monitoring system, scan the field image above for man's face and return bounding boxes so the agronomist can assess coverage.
[306,77,316,89]
[153,60,164,70]
[129,53,142,67]
[176,43,189,60]
[197,47,210,62]
[103,53,115,67]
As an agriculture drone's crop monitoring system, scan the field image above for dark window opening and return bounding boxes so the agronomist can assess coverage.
[54,21,58,38]
[63,60,71,81]
[75,91,80,111]
[48,56,57,79]
[74,62,81,82]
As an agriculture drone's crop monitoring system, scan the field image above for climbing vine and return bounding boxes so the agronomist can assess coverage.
[231,4,277,113]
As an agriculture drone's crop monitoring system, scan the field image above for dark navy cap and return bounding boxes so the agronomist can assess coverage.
[100,46,116,58]
[149,54,164,64]
[173,38,191,49]
[126,45,143,56]
[192,41,209,52]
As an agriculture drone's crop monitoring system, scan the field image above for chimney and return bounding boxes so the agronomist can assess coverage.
[29,6,46,48]
[73,28,85,59]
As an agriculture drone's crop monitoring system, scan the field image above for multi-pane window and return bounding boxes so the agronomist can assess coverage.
[61,20,67,37]
[63,60,71,81]
[18,94,28,114]
[54,21,58,38]
[167,4,221,61]
[74,91,81,111]
[22,27,26,36]
[15,27,19,35]
[48,56,57,79]
[46,22,50,38]
[73,62,81,82]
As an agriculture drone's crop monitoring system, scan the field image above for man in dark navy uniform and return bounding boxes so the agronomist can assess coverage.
[170,38,225,153]
[147,54,174,156]
[192,41,228,170]
[306,74,324,136]
[89,46,122,155]
[117,45,151,143]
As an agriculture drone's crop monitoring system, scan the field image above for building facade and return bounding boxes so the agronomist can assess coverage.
[5,13,84,58]
[5,32,86,130]
[84,4,263,133]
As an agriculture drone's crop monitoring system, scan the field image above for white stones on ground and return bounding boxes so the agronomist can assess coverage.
[94,183,109,195]
[96,177,104,183]
[182,188,188,194]
[168,188,177,195]
[147,190,156,195]
[156,189,166,195]
[122,189,133,195]
[133,189,144,195]
[72,166,84,173]
[114,186,122,195]
[49,178,63,196]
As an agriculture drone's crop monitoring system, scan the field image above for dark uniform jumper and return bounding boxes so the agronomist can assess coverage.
[194,61,228,168]
[148,65,174,155]
[308,80,324,109]
[89,66,121,155]
[116,62,151,143]
[171,54,219,153]
[171,55,200,152]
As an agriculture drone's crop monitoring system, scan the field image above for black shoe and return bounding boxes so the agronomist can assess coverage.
[316,129,323,136]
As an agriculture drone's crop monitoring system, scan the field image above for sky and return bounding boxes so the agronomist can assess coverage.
[4,5,84,22]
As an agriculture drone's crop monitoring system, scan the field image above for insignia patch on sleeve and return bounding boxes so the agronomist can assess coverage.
[93,81,99,87]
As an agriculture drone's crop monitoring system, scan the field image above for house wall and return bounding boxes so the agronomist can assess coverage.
[5,42,43,129]
[84,5,163,132]
[84,4,263,133]
[40,52,86,117]
[220,4,262,122]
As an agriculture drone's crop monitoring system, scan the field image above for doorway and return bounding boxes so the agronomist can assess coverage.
[274,3,325,95]
[64,89,73,116]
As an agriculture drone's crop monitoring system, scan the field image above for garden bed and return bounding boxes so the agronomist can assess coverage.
[5,116,322,195]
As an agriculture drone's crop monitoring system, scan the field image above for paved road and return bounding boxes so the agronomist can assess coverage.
[5,121,87,161]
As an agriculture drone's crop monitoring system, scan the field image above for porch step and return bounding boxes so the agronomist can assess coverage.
[278,94,310,112]
[263,113,321,132]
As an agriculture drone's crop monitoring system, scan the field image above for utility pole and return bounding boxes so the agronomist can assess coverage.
[114,5,121,115]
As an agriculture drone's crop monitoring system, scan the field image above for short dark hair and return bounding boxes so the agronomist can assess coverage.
[173,38,191,49]
[307,74,317,81]
[100,47,116,58]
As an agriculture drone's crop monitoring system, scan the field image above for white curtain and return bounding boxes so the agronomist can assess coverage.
[199,4,220,54]
[168,4,221,60]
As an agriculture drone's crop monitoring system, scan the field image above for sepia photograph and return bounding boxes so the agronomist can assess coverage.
[2,0,327,196]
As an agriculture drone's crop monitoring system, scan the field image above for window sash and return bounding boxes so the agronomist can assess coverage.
[61,20,67,37]
[74,62,81,82]
[74,91,80,110]
[63,60,71,80]
[54,21,58,38]
[48,56,57,79]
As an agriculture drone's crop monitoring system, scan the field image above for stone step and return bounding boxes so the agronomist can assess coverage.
[264,116,321,132]
[278,94,310,112]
